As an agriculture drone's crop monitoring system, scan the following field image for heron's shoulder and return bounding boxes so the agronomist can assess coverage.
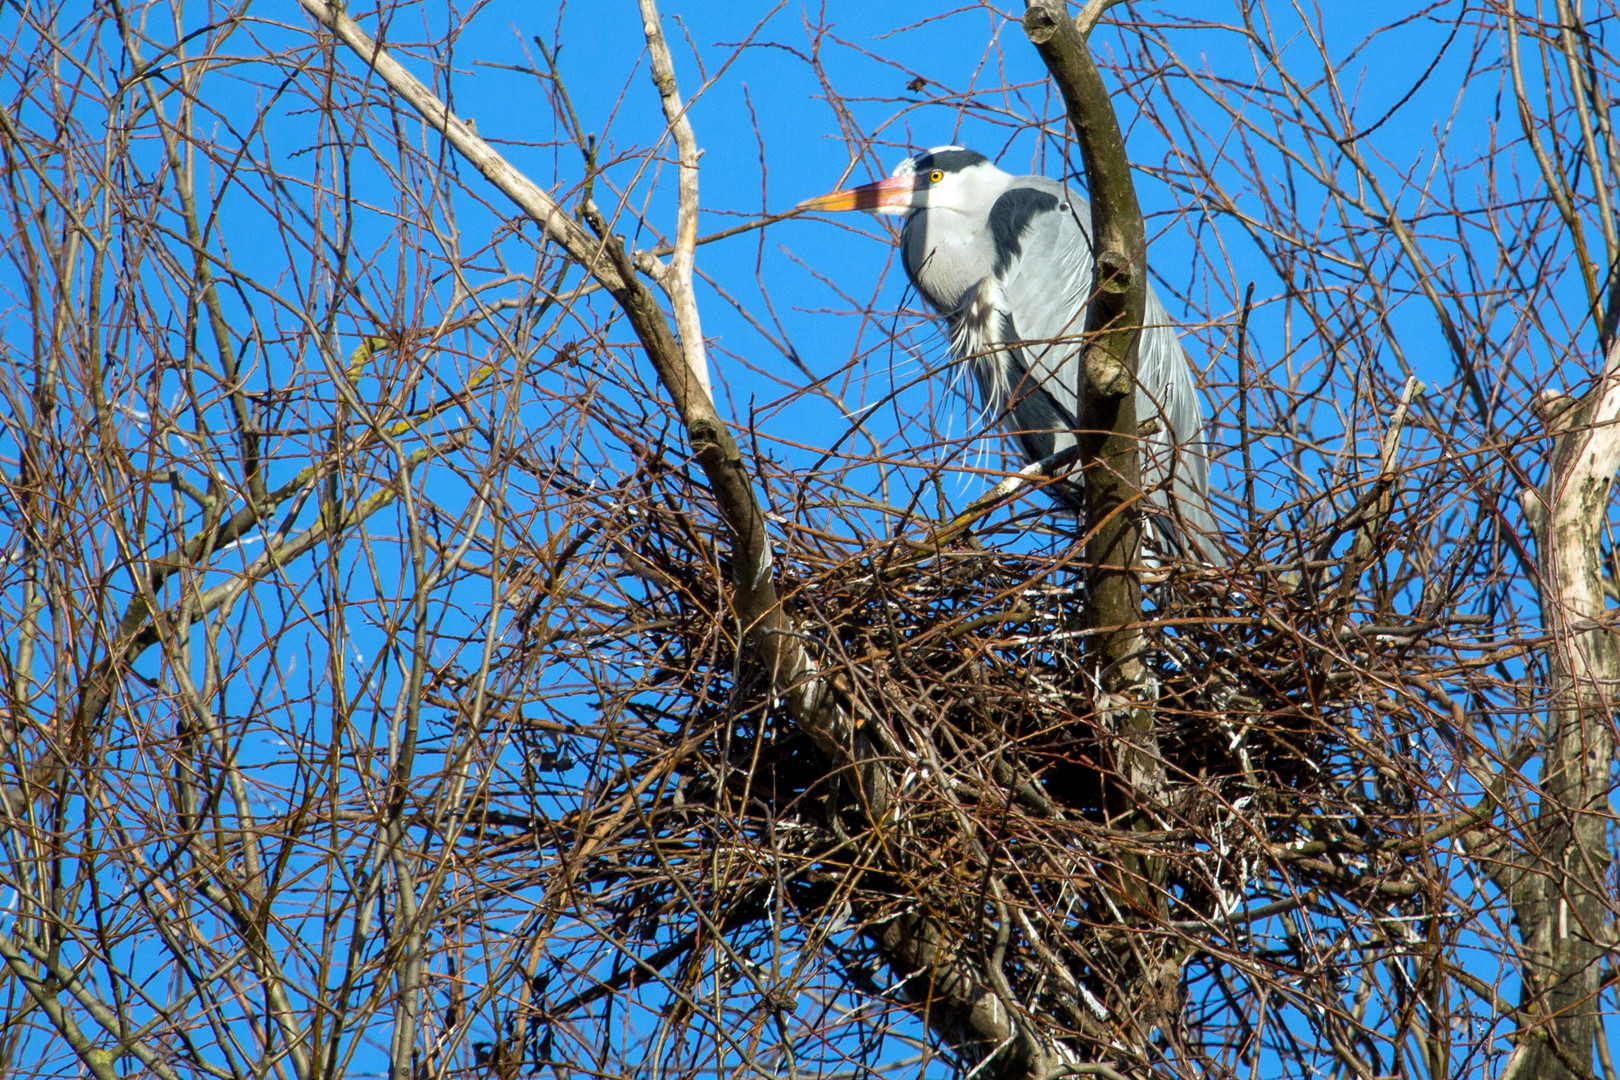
[987,184,1061,273]
[987,180,1091,274]
[1006,174,1082,203]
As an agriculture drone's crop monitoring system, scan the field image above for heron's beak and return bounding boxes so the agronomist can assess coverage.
[797,175,921,215]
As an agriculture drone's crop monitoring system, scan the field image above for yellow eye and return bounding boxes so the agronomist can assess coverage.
[929,169,944,183]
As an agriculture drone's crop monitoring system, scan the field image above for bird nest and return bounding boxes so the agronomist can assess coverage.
[496,467,1480,1068]
[768,520,1418,831]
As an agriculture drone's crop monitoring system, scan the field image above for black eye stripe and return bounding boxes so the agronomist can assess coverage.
[912,148,989,176]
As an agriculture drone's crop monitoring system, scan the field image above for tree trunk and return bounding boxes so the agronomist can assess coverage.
[1513,352,1620,1079]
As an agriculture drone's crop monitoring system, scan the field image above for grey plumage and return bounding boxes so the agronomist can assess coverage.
[887,147,1223,562]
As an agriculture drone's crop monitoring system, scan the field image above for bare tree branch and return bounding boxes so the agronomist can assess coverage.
[1075,0,1130,40]
[636,0,714,402]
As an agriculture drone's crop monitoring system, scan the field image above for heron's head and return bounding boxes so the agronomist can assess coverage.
[798,146,1007,219]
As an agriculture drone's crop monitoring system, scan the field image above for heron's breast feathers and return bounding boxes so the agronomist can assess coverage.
[947,276,1018,415]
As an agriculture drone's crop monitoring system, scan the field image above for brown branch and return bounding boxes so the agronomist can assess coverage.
[1023,0,1158,858]
[640,207,805,259]
[1021,0,1149,705]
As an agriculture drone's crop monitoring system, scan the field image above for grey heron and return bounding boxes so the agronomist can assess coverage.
[800,146,1223,564]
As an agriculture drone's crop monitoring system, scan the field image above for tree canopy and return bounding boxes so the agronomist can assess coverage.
[2,3,1618,1079]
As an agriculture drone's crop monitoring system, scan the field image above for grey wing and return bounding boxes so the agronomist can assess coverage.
[1138,289,1224,560]
[977,181,1091,462]
[992,184,1224,560]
